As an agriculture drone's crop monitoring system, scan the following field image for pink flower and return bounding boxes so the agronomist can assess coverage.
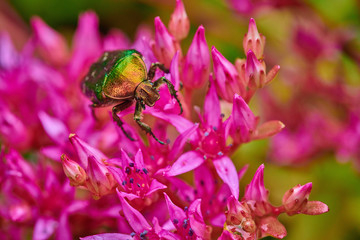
[82,192,180,240]
[164,193,212,239]
[62,134,117,199]
[108,149,166,204]
[223,164,329,239]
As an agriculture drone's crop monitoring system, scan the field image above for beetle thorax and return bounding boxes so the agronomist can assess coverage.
[135,81,160,107]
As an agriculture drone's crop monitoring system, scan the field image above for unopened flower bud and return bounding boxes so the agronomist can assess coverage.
[169,0,190,41]
[61,154,87,186]
[229,94,256,143]
[245,50,266,88]
[243,18,266,59]
[151,17,181,68]
[68,133,107,169]
[182,25,210,89]
[85,156,117,199]
[212,47,246,102]
[244,164,268,202]
[282,183,312,215]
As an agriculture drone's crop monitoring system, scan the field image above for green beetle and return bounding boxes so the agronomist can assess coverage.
[82,49,182,144]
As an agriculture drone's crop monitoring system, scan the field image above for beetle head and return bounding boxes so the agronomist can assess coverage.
[135,81,160,107]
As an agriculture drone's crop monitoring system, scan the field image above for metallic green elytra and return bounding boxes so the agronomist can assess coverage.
[82,49,183,145]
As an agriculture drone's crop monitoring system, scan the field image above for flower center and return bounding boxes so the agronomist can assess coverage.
[198,127,227,158]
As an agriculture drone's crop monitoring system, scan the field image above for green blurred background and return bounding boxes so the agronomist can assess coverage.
[2,0,360,239]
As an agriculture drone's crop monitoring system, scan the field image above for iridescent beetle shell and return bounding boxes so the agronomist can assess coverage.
[82,49,147,107]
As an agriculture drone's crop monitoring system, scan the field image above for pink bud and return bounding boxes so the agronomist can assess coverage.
[244,164,269,202]
[31,16,69,66]
[229,94,256,143]
[282,183,312,215]
[169,0,190,41]
[68,133,107,169]
[182,25,210,89]
[85,156,117,199]
[212,47,246,102]
[151,17,181,68]
[225,196,256,237]
[243,18,266,59]
[61,154,87,186]
[245,50,266,88]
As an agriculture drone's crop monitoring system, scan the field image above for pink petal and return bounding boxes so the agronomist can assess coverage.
[188,199,211,239]
[182,25,210,89]
[213,156,239,199]
[55,213,71,240]
[194,164,215,197]
[148,111,194,134]
[165,151,205,176]
[0,32,19,69]
[103,29,130,51]
[218,230,235,240]
[300,201,329,215]
[244,164,268,202]
[68,11,102,80]
[33,217,58,240]
[146,179,167,197]
[252,120,285,140]
[204,77,221,129]
[80,233,132,240]
[134,149,145,169]
[30,16,68,65]
[117,190,151,232]
[169,123,198,159]
[164,192,187,222]
[168,177,196,203]
[258,216,287,239]
[238,164,249,180]
[210,213,226,227]
[38,111,69,145]
[170,50,181,91]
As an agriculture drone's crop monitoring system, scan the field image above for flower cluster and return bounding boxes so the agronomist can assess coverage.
[0,1,328,239]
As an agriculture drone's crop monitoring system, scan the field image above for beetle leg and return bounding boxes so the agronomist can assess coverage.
[153,77,183,115]
[148,63,169,80]
[134,101,165,145]
[112,100,135,141]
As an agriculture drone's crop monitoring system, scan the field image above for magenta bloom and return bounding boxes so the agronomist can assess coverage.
[164,193,212,239]
[223,164,329,239]
[108,149,167,205]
